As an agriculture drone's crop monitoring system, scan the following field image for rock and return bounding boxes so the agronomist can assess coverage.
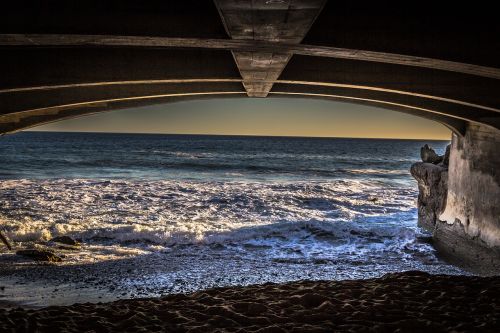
[16,249,62,262]
[410,162,448,231]
[420,144,443,164]
[50,236,81,246]
[0,231,12,250]
[441,144,451,167]
[413,144,450,230]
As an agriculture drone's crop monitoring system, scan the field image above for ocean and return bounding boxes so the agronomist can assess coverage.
[0,132,464,300]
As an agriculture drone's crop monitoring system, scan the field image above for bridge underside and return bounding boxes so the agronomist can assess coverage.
[1,45,499,135]
[0,1,499,272]
[0,1,499,135]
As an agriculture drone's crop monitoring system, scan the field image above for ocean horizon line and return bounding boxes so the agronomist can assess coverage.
[22,130,450,141]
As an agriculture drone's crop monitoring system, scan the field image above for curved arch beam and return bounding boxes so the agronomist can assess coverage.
[0,79,243,94]
[2,79,498,113]
[0,90,469,135]
[2,79,498,127]
[275,80,500,114]
[1,34,499,80]
[268,92,466,136]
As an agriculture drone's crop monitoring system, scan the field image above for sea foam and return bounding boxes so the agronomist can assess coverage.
[0,178,423,262]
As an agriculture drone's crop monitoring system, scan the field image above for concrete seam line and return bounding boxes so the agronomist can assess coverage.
[0,92,248,120]
[275,80,500,113]
[268,92,471,122]
[0,79,243,94]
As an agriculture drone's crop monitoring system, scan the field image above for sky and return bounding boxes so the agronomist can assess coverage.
[30,98,450,140]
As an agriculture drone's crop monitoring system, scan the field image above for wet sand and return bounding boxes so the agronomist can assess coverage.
[0,271,498,332]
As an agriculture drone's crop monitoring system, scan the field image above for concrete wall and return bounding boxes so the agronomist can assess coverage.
[412,123,500,274]
[440,124,500,248]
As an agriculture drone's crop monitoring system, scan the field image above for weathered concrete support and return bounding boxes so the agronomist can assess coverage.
[214,0,326,97]
[411,123,500,274]
[440,124,500,247]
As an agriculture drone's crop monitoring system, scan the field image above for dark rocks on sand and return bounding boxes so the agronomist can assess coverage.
[0,231,12,250]
[50,236,81,246]
[16,249,62,262]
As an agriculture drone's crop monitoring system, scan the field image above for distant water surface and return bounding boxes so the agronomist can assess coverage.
[0,132,462,296]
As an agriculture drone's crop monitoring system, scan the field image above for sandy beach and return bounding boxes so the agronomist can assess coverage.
[0,271,498,332]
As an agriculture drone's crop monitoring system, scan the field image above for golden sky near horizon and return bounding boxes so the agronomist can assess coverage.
[30,98,450,140]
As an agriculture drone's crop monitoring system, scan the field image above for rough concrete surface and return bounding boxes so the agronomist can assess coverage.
[411,124,500,274]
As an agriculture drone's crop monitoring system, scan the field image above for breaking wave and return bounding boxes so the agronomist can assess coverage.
[0,133,455,277]
[0,178,431,264]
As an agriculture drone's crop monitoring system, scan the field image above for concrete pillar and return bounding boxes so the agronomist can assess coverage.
[411,123,500,274]
[440,124,500,246]
[437,124,500,273]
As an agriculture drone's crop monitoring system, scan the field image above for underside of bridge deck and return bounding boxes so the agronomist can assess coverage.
[0,0,499,272]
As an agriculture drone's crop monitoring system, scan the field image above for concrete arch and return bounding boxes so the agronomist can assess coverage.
[1,46,498,134]
[0,88,467,136]
[2,76,498,134]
